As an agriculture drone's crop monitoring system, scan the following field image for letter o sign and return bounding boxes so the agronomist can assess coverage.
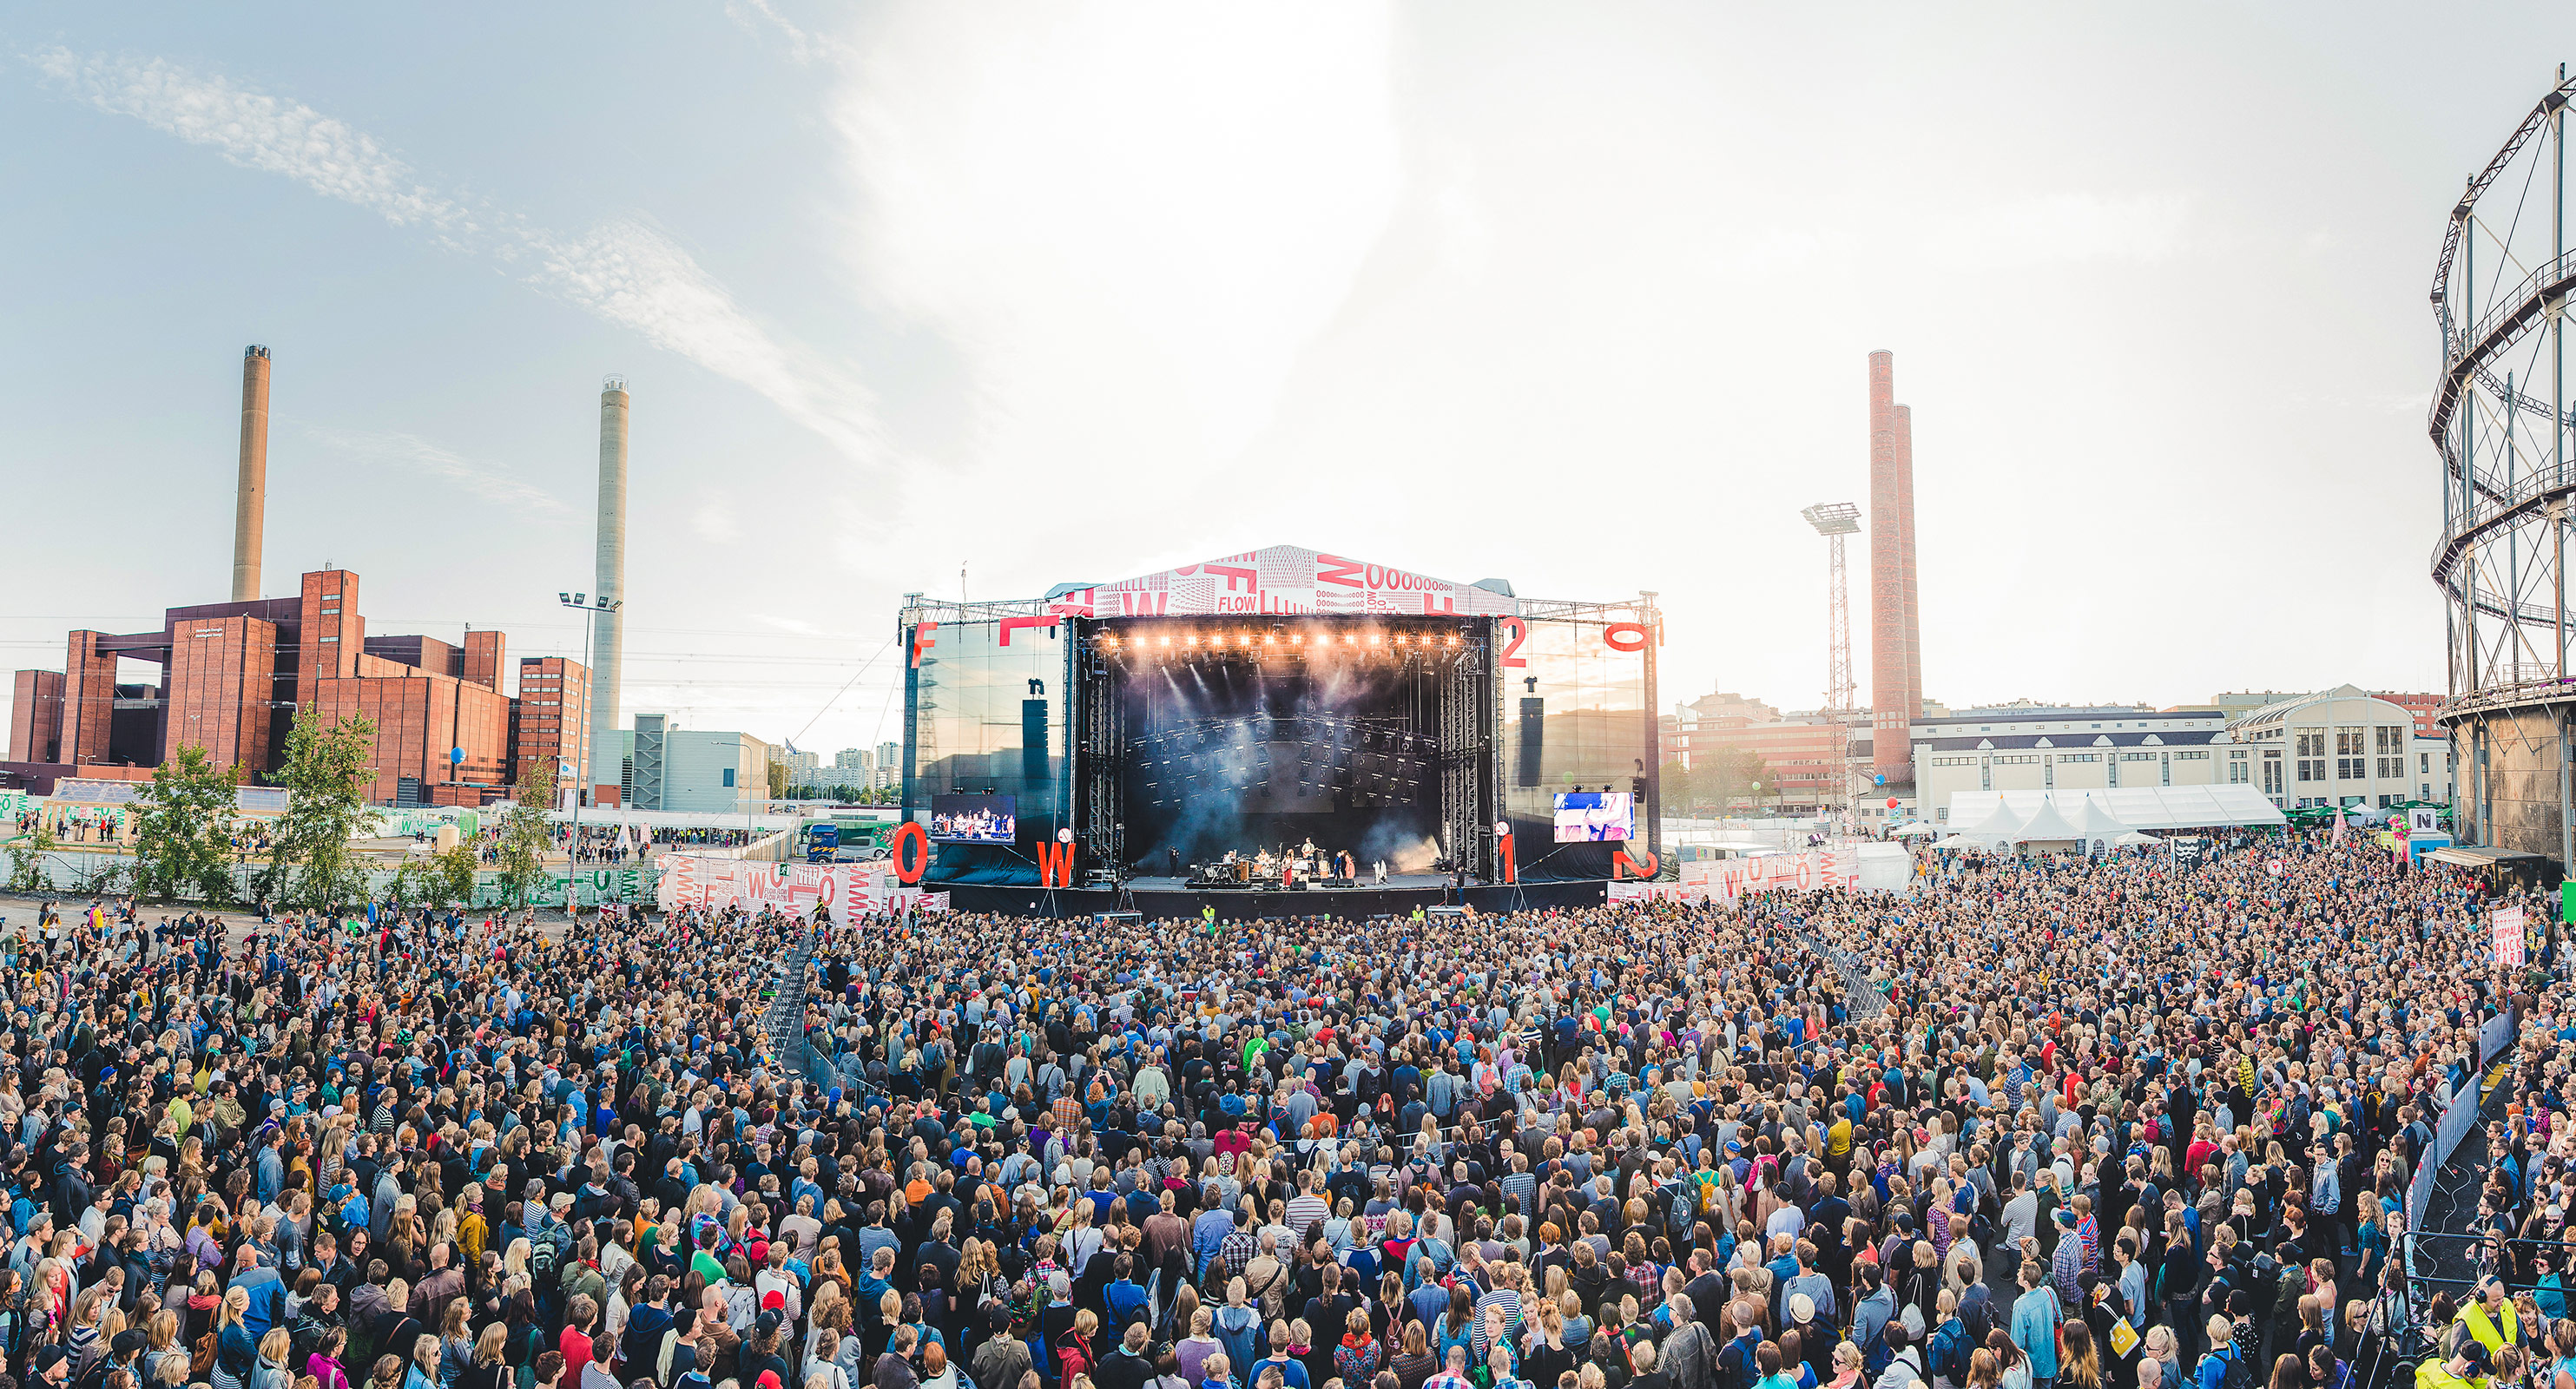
[891,821,931,885]
[1603,622,1650,652]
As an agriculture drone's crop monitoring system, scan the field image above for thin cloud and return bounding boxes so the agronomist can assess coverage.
[303,425,573,515]
[723,0,838,63]
[30,48,466,234]
[31,46,882,464]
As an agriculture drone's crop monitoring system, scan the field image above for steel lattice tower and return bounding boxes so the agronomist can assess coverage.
[1804,503,1862,822]
[1803,504,1861,712]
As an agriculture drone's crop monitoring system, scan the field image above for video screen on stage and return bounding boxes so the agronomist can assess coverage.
[929,793,1018,843]
[1553,791,1634,842]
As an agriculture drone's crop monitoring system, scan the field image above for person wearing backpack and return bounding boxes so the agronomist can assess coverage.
[1927,1292,1972,1389]
[2192,1317,2254,1389]
[1872,1324,1927,1389]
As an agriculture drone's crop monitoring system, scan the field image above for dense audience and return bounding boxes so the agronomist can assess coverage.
[0,826,2548,1389]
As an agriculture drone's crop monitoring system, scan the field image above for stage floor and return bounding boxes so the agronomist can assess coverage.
[932,877,1611,918]
[1123,872,1452,892]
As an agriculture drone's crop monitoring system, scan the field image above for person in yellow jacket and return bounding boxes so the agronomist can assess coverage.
[2457,1278,2519,1359]
[2418,1337,2492,1389]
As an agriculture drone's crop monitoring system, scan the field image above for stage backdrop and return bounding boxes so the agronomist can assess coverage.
[655,853,944,918]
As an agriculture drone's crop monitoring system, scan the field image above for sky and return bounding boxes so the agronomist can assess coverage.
[5,3,2572,755]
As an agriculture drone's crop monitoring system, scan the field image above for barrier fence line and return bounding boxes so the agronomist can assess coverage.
[1795,927,1884,1021]
[2403,1005,2520,1313]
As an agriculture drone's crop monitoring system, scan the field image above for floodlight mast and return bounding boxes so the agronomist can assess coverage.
[1803,503,1863,825]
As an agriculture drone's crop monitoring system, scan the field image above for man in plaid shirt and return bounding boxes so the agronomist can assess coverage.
[1220,1208,1262,1279]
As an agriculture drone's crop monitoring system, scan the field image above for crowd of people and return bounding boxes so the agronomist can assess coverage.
[0,826,2549,1389]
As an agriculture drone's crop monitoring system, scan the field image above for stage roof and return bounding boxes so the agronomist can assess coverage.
[1043,544,1521,619]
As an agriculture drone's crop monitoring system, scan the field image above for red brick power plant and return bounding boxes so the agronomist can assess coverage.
[1868,350,1922,789]
[3,347,604,806]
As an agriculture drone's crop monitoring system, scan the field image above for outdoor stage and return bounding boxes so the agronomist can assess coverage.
[899,544,1665,915]
[938,876,1612,919]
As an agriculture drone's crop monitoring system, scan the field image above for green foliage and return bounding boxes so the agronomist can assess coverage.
[132,746,243,903]
[260,707,379,912]
[429,844,478,910]
[1706,745,1769,810]
[497,759,557,907]
[5,821,56,894]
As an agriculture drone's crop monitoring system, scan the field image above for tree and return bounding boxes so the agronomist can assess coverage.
[133,746,243,903]
[260,708,380,912]
[1659,759,1701,818]
[766,758,793,801]
[4,820,55,894]
[1706,746,1769,812]
[383,860,417,907]
[495,758,557,907]
[429,843,479,909]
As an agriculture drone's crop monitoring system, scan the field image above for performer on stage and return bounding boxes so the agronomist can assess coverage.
[1168,846,1182,878]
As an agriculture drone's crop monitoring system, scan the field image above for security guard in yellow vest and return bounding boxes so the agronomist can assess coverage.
[2456,1278,2519,1359]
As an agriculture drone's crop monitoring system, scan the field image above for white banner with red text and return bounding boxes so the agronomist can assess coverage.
[654,853,944,919]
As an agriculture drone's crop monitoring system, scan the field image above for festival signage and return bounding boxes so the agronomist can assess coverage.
[1045,545,1523,619]
[2494,904,2527,967]
[1641,847,1861,901]
[654,853,939,918]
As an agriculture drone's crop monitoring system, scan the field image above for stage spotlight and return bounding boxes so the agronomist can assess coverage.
[1367,633,1381,645]
[1262,633,1275,645]
[1342,634,1355,646]
[1445,634,1458,646]
[1290,634,1303,645]
[1236,633,1250,647]
[1184,633,1197,647]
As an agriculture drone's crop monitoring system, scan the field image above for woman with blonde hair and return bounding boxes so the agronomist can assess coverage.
[210,1287,257,1389]
[402,1334,440,1389]
[456,1324,509,1389]
[435,1300,474,1389]
[252,1328,294,1389]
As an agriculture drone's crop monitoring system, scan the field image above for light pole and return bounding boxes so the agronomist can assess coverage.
[559,591,622,909]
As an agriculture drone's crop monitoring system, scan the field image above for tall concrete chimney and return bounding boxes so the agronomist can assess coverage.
[232,346,271,602]
[590,375,629,805]
[1867,350,1920,788]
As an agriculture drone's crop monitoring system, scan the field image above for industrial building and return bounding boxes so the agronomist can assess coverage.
[509,657,593,793]
[608,715,772,816]
[3,564,535,806]
[0,346,633,809]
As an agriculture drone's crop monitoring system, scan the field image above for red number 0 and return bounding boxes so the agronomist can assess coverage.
[890,822,930,885]
[1604,622,1650,652]
[1497,616,1528,668]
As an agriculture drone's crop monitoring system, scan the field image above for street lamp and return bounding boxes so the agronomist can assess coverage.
[559,592,622,909]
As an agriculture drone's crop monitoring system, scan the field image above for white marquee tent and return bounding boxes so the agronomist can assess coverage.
[1944,785,2286,833]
